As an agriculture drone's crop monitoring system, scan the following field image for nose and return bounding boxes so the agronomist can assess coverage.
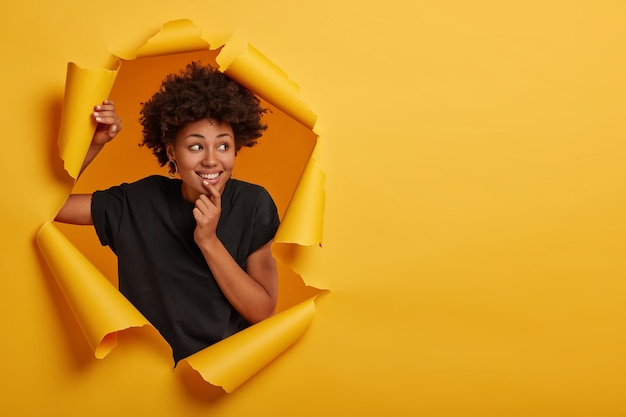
[203,149,217,166]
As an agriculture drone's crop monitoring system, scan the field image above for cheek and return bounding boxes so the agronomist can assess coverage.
[177,153,201,169]
[223,154,236,170]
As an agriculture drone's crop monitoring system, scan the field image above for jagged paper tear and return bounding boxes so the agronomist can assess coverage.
[57,63,119,179]
[37,19,325,392]
[179,296,317,392]
[37,222,152,358]
[216,32,317,130]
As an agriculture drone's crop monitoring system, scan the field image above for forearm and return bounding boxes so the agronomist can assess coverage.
[79,142,105,177]
[54,194,94,225]
[198,238,277,324]
[78,100,121,177]
[55,101,120,224]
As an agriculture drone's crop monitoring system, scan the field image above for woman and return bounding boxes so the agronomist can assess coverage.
[55,62,280,363]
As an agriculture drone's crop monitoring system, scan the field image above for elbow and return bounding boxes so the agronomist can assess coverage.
[247,300,276,325]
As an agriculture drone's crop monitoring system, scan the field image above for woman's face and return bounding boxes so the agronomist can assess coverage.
[167,118,236,202]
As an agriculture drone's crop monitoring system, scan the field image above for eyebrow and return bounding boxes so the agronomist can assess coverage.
[184,133,234,140]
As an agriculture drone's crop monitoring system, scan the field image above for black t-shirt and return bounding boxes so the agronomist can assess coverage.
[91,175,280,363]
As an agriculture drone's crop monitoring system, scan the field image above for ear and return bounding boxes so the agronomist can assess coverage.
[165,142,175,161]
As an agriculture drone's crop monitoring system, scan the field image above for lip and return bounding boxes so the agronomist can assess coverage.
[197,171,222,185]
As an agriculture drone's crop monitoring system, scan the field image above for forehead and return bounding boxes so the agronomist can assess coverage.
[177,118,234,139]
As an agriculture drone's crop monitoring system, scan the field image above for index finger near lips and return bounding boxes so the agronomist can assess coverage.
[202,181,222,207]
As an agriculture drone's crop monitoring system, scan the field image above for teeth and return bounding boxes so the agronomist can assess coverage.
[199,173,219,180]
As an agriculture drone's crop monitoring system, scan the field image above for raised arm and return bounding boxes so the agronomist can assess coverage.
[54,100,121,225]
[193,183,278,324]
[80,100,122,176]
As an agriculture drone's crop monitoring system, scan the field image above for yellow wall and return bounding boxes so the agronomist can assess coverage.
[2,1,626,415]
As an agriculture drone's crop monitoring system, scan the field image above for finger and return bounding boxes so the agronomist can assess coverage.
[196,195,218,218]
[192,206,203,223]
[192,206,212,229]
[193,198,218,227]
[93,107,118,118]
[93,109,122,132]
[94,100,115,111]
[93,112,118,124]
[93,117,121,138]
[202,180,222,207]
[195,194,209,209]
[108,124,119,137]
[95,109,117,118]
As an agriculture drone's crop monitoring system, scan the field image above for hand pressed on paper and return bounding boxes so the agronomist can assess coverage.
[92,100,122,145]
[78,100,123,177]
[55,100,122,225]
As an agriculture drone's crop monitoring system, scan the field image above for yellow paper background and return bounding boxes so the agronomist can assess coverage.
[3,1,626,416]
[40,20,324,392]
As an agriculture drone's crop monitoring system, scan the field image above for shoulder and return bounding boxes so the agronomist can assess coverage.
[223,179,277,214]
[225,179,274,205]
[102,175,177,193]
[227,179,271,197]
[129,175,175,189]
[94,175,180,204]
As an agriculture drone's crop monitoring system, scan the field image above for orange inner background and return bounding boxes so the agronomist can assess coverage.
[55,49,321,312]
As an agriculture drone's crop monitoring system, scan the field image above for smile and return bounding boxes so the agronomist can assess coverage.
[198,172,220,180]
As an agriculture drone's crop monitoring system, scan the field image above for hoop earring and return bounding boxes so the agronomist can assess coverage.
[167,160,178,178]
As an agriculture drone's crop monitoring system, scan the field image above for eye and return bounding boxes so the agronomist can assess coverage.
[217,143,229,151]
[189,144,202,151]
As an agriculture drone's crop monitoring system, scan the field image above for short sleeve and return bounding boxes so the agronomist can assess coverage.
[249,187,280,254]
[91,184,126,252]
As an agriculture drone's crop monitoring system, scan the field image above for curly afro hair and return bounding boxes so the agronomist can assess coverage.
[139,61,268,166]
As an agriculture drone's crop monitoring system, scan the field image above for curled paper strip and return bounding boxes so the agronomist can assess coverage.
[58,63,119,180]
[116,19,210,60]
[38,19,326,392]
[37,222,150,359]
[274,155,325,247]
[179,296,317,393]
[217,32,317,130]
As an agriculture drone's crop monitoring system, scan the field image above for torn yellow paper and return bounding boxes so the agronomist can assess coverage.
[274,155,325,247]
[58,63,119,179]
[39,19,326,392]
[36,222,150,359]
[116,19,211,60]
[180,296,318,393]
[217,33,317,130]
